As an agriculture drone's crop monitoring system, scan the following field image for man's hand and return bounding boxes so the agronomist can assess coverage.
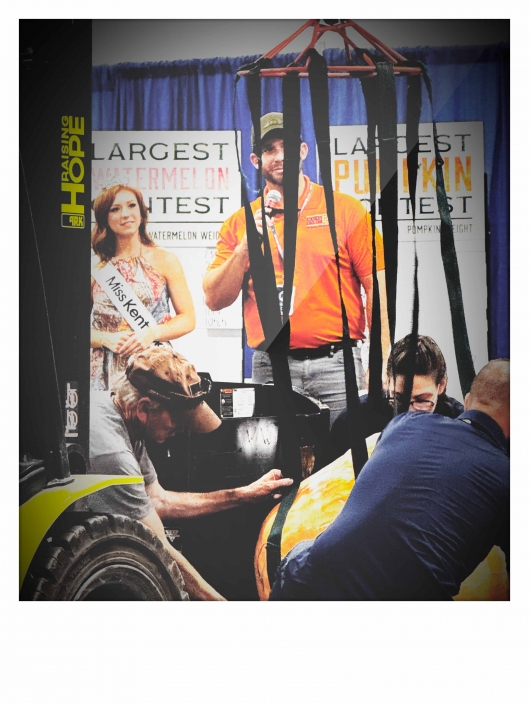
[203,205,276,311]
[233,206,272,269]
[149,473,294,520]
[203,230,252,309]
[243,469,294,503]
[253,207,273,237]
[233,232,250,271]
[140,509,226,600]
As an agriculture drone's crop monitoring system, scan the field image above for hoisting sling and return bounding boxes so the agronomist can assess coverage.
[235,36,477,590]
[357,53,388,415]
[306,49,369,475]
[235,60,305,582]
[417,61,476,396]
[401,71,423,407]
[238,51,374,584]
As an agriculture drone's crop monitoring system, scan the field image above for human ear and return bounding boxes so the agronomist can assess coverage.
[300,142,309,161]
[439,376,448,395]
[250,153,261,169]
[463,392,470,411]
[136,397,151,423]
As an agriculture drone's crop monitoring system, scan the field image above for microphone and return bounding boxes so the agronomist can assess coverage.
[264,190,282,216]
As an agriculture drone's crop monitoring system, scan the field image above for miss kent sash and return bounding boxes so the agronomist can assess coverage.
[91,256,159,335]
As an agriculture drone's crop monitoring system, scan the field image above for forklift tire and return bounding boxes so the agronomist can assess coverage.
[21,514,189,601]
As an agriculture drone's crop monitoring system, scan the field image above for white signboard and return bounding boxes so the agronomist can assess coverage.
[330,122,488,400]
[91,131,243,381]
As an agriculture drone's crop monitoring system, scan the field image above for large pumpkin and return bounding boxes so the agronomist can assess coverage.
[255,434,509,601]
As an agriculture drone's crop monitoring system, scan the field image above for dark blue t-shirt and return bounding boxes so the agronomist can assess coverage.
[330,392,464,461]
[270,410,509,601]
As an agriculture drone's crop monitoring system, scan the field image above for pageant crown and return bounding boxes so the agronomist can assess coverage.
[93,170,133,199]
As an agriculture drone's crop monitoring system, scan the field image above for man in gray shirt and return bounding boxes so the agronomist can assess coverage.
[89,344,293,600]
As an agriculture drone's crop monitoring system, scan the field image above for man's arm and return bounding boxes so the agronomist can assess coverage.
[146,469,293,520]
[360,269,391,371]
[140,509,226,601]
[203,206,272,311]
[203,235,249,311]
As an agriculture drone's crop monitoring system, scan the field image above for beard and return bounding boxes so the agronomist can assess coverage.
[261,158,304,187]
[262,164,283,186]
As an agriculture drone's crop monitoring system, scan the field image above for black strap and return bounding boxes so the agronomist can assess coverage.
[375,63,399,347]
[307,49,369,478]
[358,66,384,416]
[244,65,283,345]
[266,337,304,582]
[269,71,304,490]
[267,50,373,585]
[281,72,300,328]
[401,72,422,408]
[237,63,305,584]
[406,72,422,223]
[265,73,306,586]
[265,482,299,590]
[418,62,476,396]
[361,62,422,416]
[245,67,303,476]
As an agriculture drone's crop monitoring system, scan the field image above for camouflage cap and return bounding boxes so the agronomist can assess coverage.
[125,343,221,433]
[251,112,284,151]
[126,344,212,411]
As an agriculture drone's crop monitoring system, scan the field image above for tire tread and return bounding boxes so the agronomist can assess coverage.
[21,514,188,601]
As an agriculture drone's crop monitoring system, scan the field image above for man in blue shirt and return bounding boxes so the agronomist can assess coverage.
[270,360,510,601]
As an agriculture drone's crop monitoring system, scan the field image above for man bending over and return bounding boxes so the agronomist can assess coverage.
[271,360,509,601]
[89,345,293,600]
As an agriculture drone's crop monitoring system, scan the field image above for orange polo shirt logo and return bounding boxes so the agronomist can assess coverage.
[306,214,329,227]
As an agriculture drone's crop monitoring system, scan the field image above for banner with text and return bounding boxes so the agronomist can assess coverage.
[330,121,487,400]
[92,130,243,381]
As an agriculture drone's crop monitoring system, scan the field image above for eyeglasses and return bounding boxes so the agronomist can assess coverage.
[387,394,436,412]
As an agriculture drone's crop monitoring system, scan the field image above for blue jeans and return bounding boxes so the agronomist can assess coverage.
[252,347,366,426]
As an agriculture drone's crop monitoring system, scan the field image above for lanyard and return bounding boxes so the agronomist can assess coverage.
[268,182,313,263]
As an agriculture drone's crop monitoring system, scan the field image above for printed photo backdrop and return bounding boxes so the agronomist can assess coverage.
[330,121,487,401]
[91,130,243,380]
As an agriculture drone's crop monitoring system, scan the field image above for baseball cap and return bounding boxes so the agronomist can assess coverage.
[251,112,284,151]
[126,345,220,433]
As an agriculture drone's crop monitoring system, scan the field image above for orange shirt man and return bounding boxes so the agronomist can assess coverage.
[203,112,389,423]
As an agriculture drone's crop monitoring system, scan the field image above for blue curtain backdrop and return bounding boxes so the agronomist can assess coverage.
[93,44,509,376]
